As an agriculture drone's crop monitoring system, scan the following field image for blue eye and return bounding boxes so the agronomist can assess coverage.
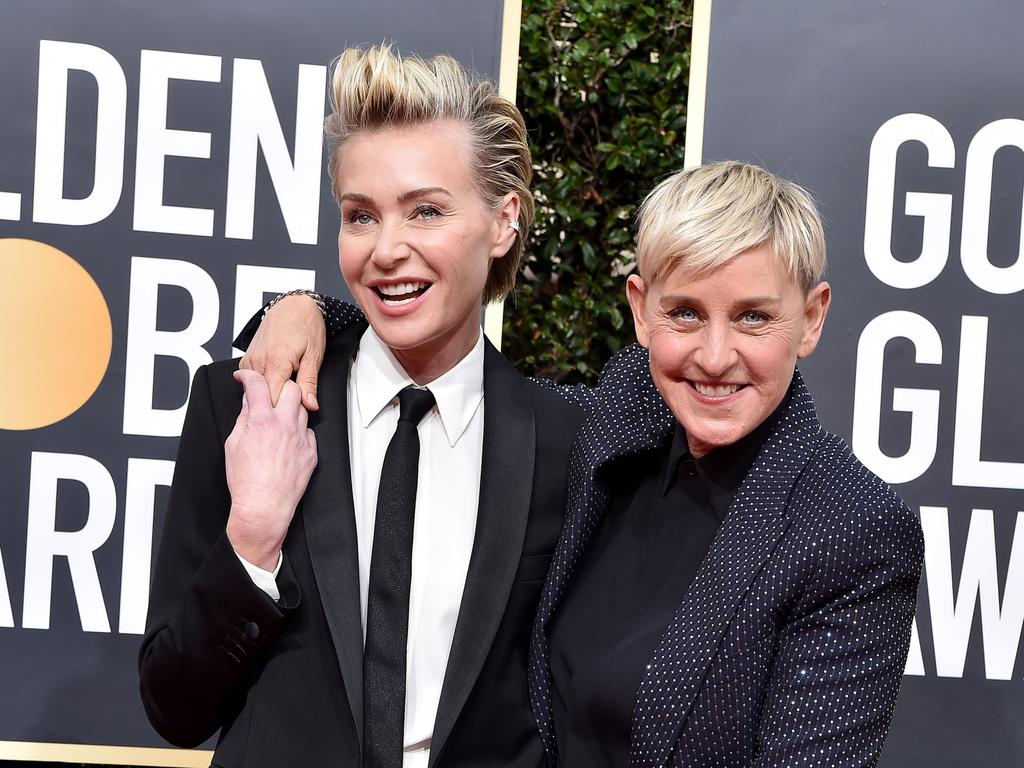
[741,310,769,324]
[671,307,698,321]
[415,205,443,220]
[346,210,374,226]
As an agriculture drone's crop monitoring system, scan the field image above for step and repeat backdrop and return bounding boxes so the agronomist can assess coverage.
[691,1,1023,765]
[0,1,513,764]
[3,0,1020,765]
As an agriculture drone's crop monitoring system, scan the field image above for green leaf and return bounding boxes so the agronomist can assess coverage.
[609,307,624,330]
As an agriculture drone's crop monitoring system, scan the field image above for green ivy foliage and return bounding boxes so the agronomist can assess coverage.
[506,0,693,384]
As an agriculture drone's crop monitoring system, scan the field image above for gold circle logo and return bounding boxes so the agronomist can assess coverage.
[0,238,113,430]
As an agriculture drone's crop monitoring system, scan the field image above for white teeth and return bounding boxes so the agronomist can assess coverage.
[694,382,739,397]
[376,281,430,306]
[378,281,428,297]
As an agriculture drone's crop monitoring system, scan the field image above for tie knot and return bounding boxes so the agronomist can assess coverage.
[397,386,435,425]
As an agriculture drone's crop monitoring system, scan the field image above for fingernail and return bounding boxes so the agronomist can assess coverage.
[307,392,318,407]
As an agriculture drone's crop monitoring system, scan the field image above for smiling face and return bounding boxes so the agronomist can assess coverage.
[626,245,831,457]
[335,120,519,383]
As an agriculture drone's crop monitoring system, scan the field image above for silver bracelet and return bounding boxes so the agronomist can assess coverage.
[264,289,327,319]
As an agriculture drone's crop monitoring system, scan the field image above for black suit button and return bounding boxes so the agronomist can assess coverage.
[243,621,261,640]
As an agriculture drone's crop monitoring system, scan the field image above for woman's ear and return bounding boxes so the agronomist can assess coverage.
[797,281,831,358]
[626,274,651,348]
[490,192,522,259]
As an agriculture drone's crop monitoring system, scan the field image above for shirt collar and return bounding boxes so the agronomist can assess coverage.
[660,388,792,519]
[353,325,485,447]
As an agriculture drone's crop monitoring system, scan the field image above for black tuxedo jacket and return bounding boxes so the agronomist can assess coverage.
[140,321,583,768]
[528,345,924,768]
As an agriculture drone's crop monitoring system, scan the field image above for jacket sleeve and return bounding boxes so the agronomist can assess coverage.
[138,364,300,748]
[528,342,658,414]
[527,376,598,412]
[232,294,365,350]
[233,294,640,418]
[752,497,924,767]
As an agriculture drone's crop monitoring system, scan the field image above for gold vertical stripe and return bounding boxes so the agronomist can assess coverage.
[684,0,713,168]
[482,296,505,348]
[498,0,524,101]
[484,0,524,348]
[0,741,213,767]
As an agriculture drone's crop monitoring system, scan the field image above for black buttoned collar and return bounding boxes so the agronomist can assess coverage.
[660,388,793,521]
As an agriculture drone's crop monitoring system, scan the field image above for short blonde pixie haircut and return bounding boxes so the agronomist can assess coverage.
[635,160,826,292]
[325,45,533,304]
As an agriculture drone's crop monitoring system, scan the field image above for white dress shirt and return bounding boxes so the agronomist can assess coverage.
[239,325,484,768]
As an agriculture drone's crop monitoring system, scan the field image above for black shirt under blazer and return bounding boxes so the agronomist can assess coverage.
[139,319,583,768]
[528,344,925,768]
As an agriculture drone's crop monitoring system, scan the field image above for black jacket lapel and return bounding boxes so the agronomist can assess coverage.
[629,370,825,768]
[428,341,537,767]
[302,322,367,746]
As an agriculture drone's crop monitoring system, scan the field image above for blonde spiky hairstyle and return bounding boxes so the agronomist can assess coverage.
[635,160,826,292]
[325,45,533,303]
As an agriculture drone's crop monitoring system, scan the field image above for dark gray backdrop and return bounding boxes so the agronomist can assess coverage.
[701,1,1023,765]
[0,0,506,756]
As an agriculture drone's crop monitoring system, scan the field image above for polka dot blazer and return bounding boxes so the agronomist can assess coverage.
[527,343,924,768]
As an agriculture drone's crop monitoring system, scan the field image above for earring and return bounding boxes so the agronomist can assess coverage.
[508,220,520,232]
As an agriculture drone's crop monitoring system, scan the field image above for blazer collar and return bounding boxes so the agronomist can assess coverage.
[301,320,368,746]
[630,369,824,768]
[428,339,537,767]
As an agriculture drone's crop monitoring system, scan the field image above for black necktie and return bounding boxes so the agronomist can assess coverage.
[363,385,436,768]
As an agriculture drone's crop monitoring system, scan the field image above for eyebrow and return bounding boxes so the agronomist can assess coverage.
[660,294,783,306]
[397,187,453,203]
[338,187,453,205]
[339,192,372,204]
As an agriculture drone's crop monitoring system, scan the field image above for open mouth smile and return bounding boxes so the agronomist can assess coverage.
[373,281,432,306]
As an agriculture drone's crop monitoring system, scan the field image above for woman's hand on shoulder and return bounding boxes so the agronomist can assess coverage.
[239,293,326,411]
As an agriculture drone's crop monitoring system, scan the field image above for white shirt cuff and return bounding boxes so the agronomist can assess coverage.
[235,550,283,602]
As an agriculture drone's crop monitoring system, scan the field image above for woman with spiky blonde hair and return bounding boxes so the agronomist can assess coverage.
[140,45,583,768]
